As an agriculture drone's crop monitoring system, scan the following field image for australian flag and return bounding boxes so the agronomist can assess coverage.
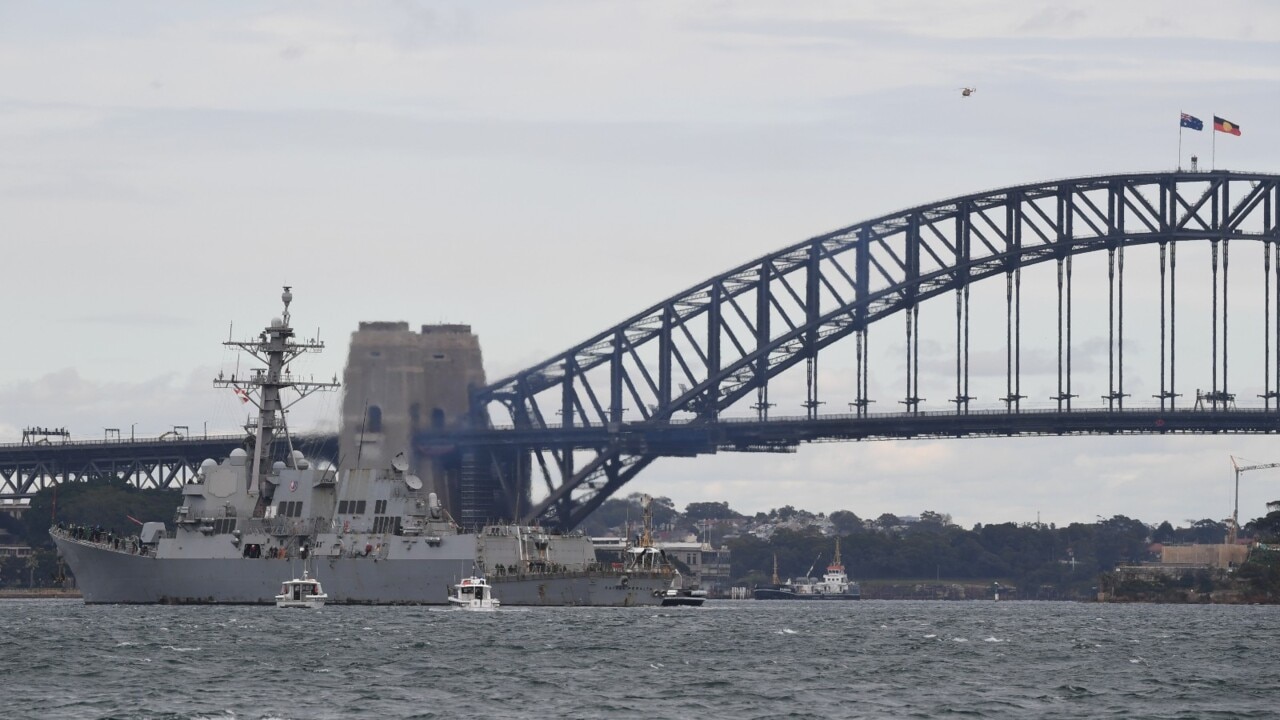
[1180,113,1204,131]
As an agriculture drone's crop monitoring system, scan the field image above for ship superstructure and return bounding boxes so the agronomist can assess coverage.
[51,288,673,606]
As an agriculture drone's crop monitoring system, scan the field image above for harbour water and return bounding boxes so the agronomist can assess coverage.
[2,599,1277,719]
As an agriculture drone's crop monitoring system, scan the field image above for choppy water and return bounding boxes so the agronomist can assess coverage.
[2,599,1278,719]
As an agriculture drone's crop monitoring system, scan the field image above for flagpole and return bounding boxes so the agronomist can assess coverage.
[1178,110,1183,170]
[1212,113,1217,170]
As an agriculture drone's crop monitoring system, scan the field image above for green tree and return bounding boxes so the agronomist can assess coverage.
[684,501,738,521]
[23,479,182,548]
[829,510,864,535]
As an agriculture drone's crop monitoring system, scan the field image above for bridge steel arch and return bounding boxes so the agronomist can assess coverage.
[466,171,1280,530]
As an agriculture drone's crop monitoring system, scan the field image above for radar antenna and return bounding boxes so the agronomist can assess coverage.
[213,286,339,500]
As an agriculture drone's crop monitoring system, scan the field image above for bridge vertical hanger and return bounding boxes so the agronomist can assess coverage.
[1275,231,1280,409]
[1002,195,1025,412]
[1170,238,1178,409]
[1264,241,1274,409]
[1156,241,1175,409]
[952,202,974,414]
[1117,199,1128,408]
[851,228,872,417]
[1052,187,1077,410]
[902,215,923,413]
[1223,183,1230,406]
[610,328,625,426]
[753,262,773,420]
[707,283,722,421]
[560,361,575,493]
[803,242,823,419]
[1155,181,1172,409]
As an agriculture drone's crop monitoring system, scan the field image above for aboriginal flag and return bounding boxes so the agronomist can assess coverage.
[1214,116,1242,136]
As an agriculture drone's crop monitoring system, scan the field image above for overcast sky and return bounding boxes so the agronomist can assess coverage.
[2,1,1280,527]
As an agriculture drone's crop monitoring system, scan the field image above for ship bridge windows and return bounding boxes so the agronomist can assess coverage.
[375,499,387,514]
[372,516,402,534]
[338,500,367,515]
[276,501,303,518]
[211,518,238,534]
[367,406,382,433]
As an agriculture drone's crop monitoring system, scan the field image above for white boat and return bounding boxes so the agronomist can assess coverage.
[660,585,708,607]
[448,576,500,611]
[275,569,328,608]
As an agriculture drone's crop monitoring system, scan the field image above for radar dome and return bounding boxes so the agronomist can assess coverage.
[200,458,217,471]
[271,317,283,327]
[228,448,248,466]
[272,461,286,473]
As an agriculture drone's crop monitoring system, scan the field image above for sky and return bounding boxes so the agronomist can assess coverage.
[2,1,1280,527]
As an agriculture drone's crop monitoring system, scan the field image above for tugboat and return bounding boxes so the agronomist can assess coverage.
[50,287,676,606]
[628,495,706,607]
[753,539,860,600]
[275,568,327,608]
[448,576,501,611]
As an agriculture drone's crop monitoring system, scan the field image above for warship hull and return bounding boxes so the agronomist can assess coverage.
[54,532,670,606]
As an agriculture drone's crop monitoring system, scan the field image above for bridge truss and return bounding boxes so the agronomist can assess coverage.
[457,171,1280,530]
[0,434,338,501]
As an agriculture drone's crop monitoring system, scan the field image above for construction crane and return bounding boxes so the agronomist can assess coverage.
[1228,456,1280,543]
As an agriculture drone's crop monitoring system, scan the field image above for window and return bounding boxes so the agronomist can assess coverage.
[375,499,387,514]
[355,500,367,515]
[367,405,382,433]
[373,516,403,534]
[338,500,349,514]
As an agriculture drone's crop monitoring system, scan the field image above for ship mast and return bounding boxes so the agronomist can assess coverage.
[829,538,844,572]
[213,287,339,497]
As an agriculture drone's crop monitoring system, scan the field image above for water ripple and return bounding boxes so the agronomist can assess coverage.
[4,600,1280,718]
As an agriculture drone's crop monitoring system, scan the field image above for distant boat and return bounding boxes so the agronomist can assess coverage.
[448,576,500,611]
[753,540,861,601]
[660,585,708,607]
[275,569,327,609]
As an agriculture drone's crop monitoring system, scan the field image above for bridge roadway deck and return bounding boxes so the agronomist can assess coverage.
[417,407,1280,456]
[0,433,339,500]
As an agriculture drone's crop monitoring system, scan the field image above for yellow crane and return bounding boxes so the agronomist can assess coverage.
[1228,455,1280,543]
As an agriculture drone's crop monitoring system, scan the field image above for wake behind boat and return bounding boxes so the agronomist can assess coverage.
[51,288,676,606]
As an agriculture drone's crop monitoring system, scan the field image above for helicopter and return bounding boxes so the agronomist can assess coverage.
[960,87,977,97]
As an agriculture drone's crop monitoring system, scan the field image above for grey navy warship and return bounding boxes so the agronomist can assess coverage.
[52,288,676,606]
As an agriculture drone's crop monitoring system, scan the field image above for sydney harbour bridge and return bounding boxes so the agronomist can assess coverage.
[4,170,1280,530]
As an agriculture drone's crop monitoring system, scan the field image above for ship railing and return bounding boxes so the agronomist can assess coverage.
[240,517,330,537]
[486,562,675,581]
[50,524,151,556]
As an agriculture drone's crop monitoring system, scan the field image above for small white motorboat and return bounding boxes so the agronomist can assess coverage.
[275,569,328,608]
[448,576,500,611]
